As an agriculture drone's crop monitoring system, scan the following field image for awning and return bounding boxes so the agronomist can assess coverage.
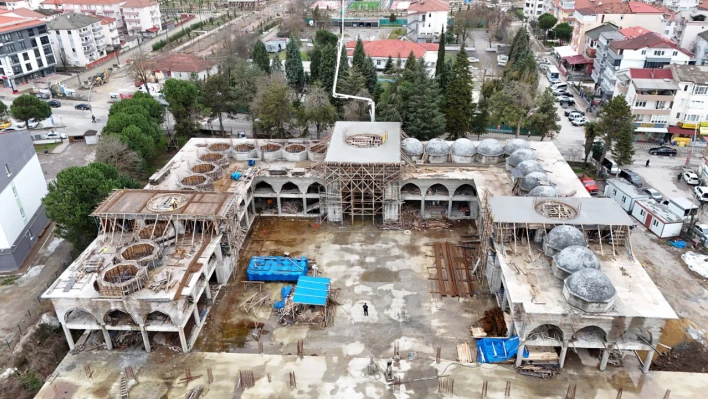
[146,27,159,33]
[553,46,576,59]
[563,55,591,65]
[292,276,330,306]
[668,126,697,136]
[634,127,668,133]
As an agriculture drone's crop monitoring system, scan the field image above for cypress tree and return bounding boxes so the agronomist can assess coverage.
[270,54,283,74]
[352,37,366,70]
[435,26,446,78]
[251,40,270,74]
[340,44,349,74]
[406,66,446,140]
[383,56,394,74]
[362,56,377,95]
[444,48,473,139]
[285,39,305,91]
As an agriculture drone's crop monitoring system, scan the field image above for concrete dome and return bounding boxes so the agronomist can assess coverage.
[426,138,450,156]
[527,186,557,197]
[477,139,504,157]
[564,268,616,304]
[402,138,424,156]
[547,225,585,251]
[505,138,530,155]
[517,160,545,175]
[451,138,477,156]
[520,172,549,192]
[554,245,600,275]
[507,149,535,167]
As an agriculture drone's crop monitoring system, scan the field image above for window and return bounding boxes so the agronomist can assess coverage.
[685,85,689,91]
[640,209,645,216]
[33,48,39,58]
[693,85,708,95]
[12,65,21,74]
[651,115,669,123]
[422,14,426,22]
[5,43,15,54]
[4,163,11,176]
[690,100,705,108]
[14,31,22,40]
[652,219,659,227]
[31,39,37,48]
[641,50,646,55]
[613,189,617,196]
[46,55,55,64]
[635,101,647,107]
[677,112,681,119]
[22,52,28,61]
[40,36,48,45]
[673,51,678,56]
[684,114,700,121]
[654,50,665,56]
[9,54,18,64]
[632,114,643,121]
[376,59,381,65]
[656,101,666,109]
[37,59,42,68]
[19,207,26,222]
[27,28,34,37]
[38,26,46,34]
[613,59,621,67]
[622,196,626,203]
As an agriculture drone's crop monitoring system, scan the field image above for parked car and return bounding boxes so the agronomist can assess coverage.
[571,117,587,126]
[43,131,67,139]
[602,158,620,175]
[694,186,708,202]
[15,120,38,129]
[648,146,677,156]
[1,126,23,131]
[467,57,479,63]
[237,131,247,138]
[47,99,61,108]
[75,103,91,110]
[690,223,708,244]
[34,92,50,99]
[556,96,575,105]
[620,169,643,187]
[568,111,584,121]
[642,188,662,201]
[683,172,701,185]
[564,108,584,117]
[0,120,11,130]
[552,88,570,95]
[579,176,598,195]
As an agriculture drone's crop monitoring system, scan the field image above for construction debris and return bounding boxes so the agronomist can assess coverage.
[480,308,508,337]
[456,343,474,363]
[149,269,174,293]
[380,206,453,231]
[516,364,559,379]
[185,385,203,399]
[429,242,474,297]
[239,292,270,315]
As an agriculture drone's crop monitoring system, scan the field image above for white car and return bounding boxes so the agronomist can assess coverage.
[683,172,701,186]
[568,111,584,121]
[571,117,587,126]
[15,121,38,129]
[44,131,67,140]
[467,57,479,63]
[694,186,708,202]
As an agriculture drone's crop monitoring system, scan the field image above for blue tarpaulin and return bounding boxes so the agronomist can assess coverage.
[476,336,529,363]
[247,256,308,282]
[274,285,294,310]
[292,276,330,306]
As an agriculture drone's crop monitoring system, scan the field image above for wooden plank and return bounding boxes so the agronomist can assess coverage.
[172,240,210,301]
[433,243,446,296]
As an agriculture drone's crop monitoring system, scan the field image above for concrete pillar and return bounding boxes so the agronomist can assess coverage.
[447,200,453,219]
[193,307,202,326]
[599,348,610,371]
[205,283,212,299]
[515,341,526,367]
[501,292,508,311]
[60,322,75,350]
[251,197,256,216]
[277,196,282,215]
[421,200,426,219]
[101,326,113,350]
[642,347,656,374]
[303,196,307,215]
[559,341,569,369]
[507,318,515,338]
[140,326,151,353]
[179,327,189,353]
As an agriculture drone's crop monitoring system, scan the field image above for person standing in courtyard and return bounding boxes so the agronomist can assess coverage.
[646,159,650,167]
[363,303,369,316]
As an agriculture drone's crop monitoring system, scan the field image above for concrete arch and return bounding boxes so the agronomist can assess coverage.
[527,324,564,342]
[453,183,477,197]
[254,181,275,193]
[574,325,608,342]
[145,311,175,326]
[104,309,139,326]
[426,183,450,197]
[64,307,99,325]
[280,181,302,193]
[401,182,421,195]
[307,182,325,194]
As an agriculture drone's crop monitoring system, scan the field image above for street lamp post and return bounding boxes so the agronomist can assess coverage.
[87,80,97,120]
[686,123,699,166]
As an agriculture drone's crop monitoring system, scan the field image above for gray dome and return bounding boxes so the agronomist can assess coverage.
[553,246,601,275]
[504,138,530,155]
[451,138,477,156]
[520,172,549,191]
[402,138,424,156]
[547,225,585,251]
[508,149,535,167]
[477,139,504,157]
[527,186,557,197]
[564,268,616,303]
[426,138,449,156]
[517,160,545,176]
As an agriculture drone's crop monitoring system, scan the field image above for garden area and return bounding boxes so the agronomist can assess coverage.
[349,1,379,10]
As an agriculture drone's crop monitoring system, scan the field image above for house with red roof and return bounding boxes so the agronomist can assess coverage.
[615,68,676,140]
[151,52,219,80]
[38,0,161,37]
[406,0,448,42]
[345,39,438,71]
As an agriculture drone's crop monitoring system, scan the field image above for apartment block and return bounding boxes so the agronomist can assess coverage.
[0,14,56,87]
[523,0,547,19]
[39,0,161,36]
[615,68,676,141]
[669,64,708,130]
[49,13,118,67]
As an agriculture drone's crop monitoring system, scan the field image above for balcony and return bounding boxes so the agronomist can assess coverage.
[94,32,105,40]
[617,83,628,94]
[79,30,91,38]
[632,109,671,115]
[124,17,140,22]
[635,93,675,102]
[92,25,102,32]
[585,47,596,58]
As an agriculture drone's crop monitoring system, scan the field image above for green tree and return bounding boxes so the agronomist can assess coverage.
[109,92,165,124]
[444,48,473,139]
[389,13,397,23]
[470,102,489,140]
[377,81,404,122]
[554,22,572,43]
[525,88,560,140]
[163,79,199,137]
[301,86,337,139]
[507,29,530,67]
[487,81,534,137]
[42,163,139,250]
[0,101,8,120]
[383,56,394,74]
[435,26,446,79]
[362,56,377,94]
[612,127,635,166]
[583,121,598,165]
[285,38,305,92]
[309,45,322,82]
[405,66,446,140]
[318,44,338,94]
[352,37,366,71]
[340,67,367,95]
[102,112,160,144]
[10,95,51,129]
[202,74,232,132]
[120,125,156,160]
[315,29,338,46]
[252,40,271,74]
[594,94,633,174]
[505,52,538,86]
[251,77,293,138]
[228,59,265,113]
[537,13,557,34]
[339,43,349,75]
[271,53,284,74]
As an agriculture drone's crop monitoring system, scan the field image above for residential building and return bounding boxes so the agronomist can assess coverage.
[49,13,116,67]
[672,10,708,51]
[0,0,43,10]
[693,29,708,64]
[39,0,162,37]
[591,29,628,96]
[593,31,692,98]
[0,14,57,87]
[548,0,623,27]
[583,23,619,59]
[406,0,448,42]
[614,68,676,141]
[523,0,546,19]
[0,7,51,20]
[669,64,708,132]
[345,39,438,71]
[0,130,49,272]
[152,52,218,80]
[661,0,701,12]
[571,2,672,55]
[101,16,119,50]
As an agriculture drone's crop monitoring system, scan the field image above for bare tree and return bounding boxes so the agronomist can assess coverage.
[128,52,153,92]
[95,136,144,178]
[486,10,512,47]
[343,89,372,121]
[454,6,488,45]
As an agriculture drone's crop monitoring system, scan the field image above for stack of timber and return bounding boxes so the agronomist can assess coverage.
[380,206,453,231]
[456,343,474,363]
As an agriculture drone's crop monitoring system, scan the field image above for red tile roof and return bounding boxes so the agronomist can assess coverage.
[151,52,216,73]
[619,26,651,39]
[574,0,621,9]
[626,2,664,13]
[100,16,116,24]
[0,8,45,18]
[408,0,448,13]
[122,0,158,7]
[628,68,673,79]
[0,15,43,33]
[610,32,692,56]
[345,40,437,59]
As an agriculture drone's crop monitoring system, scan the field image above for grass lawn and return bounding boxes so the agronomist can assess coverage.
[388,28,406,39]
[35,142,60,153]
[277,51,308,61]
[349,1,379,10]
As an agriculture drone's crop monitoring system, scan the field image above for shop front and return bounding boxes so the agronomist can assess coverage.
[633,122,668,144]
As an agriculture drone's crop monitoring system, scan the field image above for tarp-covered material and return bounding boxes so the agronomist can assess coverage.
[247,256,308,282]
[476,336,528,363]
[292,276,331,306]
[274,285,294,310]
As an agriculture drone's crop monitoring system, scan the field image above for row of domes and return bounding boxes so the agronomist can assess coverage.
[402,138,529,157]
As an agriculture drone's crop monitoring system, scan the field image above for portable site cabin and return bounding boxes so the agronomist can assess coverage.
[662,197,699,221]
[604,178,650,213]
[84,130,98,145]
[631,199,684,238]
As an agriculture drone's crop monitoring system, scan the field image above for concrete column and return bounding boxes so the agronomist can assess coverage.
[642,347,656,374]
[501,292,509,311]
[251,197,256,215]
[179,327,189,353]
[101,326,113,350]
[507,318,515,338]
[60,322,75,350]
[193,307,202,326]
[277,196,282,215]
[599,348,610,371]
[515,341,526,367]
[140,326,151,353]
[559,341,569,369]
[205,283,212,299]
[447,200,453,219]
[303,196,307,215]
[421,200,426,219]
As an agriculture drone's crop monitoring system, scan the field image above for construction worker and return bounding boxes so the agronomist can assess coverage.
[363,303,369,317]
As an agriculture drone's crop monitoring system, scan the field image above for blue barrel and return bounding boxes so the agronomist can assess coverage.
[248,159,256,166]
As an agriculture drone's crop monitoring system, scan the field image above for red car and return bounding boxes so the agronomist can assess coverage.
[580,177,598,195]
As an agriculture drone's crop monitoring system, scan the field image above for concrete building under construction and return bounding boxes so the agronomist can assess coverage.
[42,122,676,370]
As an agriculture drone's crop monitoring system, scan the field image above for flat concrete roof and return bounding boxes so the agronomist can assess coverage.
[606,178,649,199]
[635,199,683,224]
[92,190,236,218]
[489,197,635,225]
[324,121,402,164]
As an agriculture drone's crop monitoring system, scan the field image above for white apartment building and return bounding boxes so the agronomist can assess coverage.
[0,15,57,87]
[406,0,448,42]
[0,0,43,10]
[672,10,708,51]
[661,0,701,12]
[39,0,161,36]
[0,130,49,271]
[523,0,547,19]
[615,68,676,141]
[669,64,708,129]
[49,13,116,67]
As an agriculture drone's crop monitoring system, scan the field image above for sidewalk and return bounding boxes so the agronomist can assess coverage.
[51,141,70,154]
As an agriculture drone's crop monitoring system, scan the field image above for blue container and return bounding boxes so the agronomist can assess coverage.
[248,159,256,166]
[247,256,308,282]
[230,171,242,180]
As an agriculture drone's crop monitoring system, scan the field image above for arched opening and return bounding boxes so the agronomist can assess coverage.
[423,184,450,219]
[280,181,301,194]
[400,183,421,196]
[306,182,324,194]
[65,308,97,325]
[451,184,477,219]
[104,309,138,326]
[400,183,422,219]
[254,181,275,194]
[427,184,449,197]
[453,184,477,196]
[574,326,607,344]
[253,181,278,214]
[145,311,174,327]
[527,324,564,344]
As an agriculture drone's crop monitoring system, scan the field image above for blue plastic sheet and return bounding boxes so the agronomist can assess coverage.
[247,256,308,282]
[231,171,242,180]
[476,336,529,363]
[668,240,686,248]
[274,285,294,310]
[292,276,330,306]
